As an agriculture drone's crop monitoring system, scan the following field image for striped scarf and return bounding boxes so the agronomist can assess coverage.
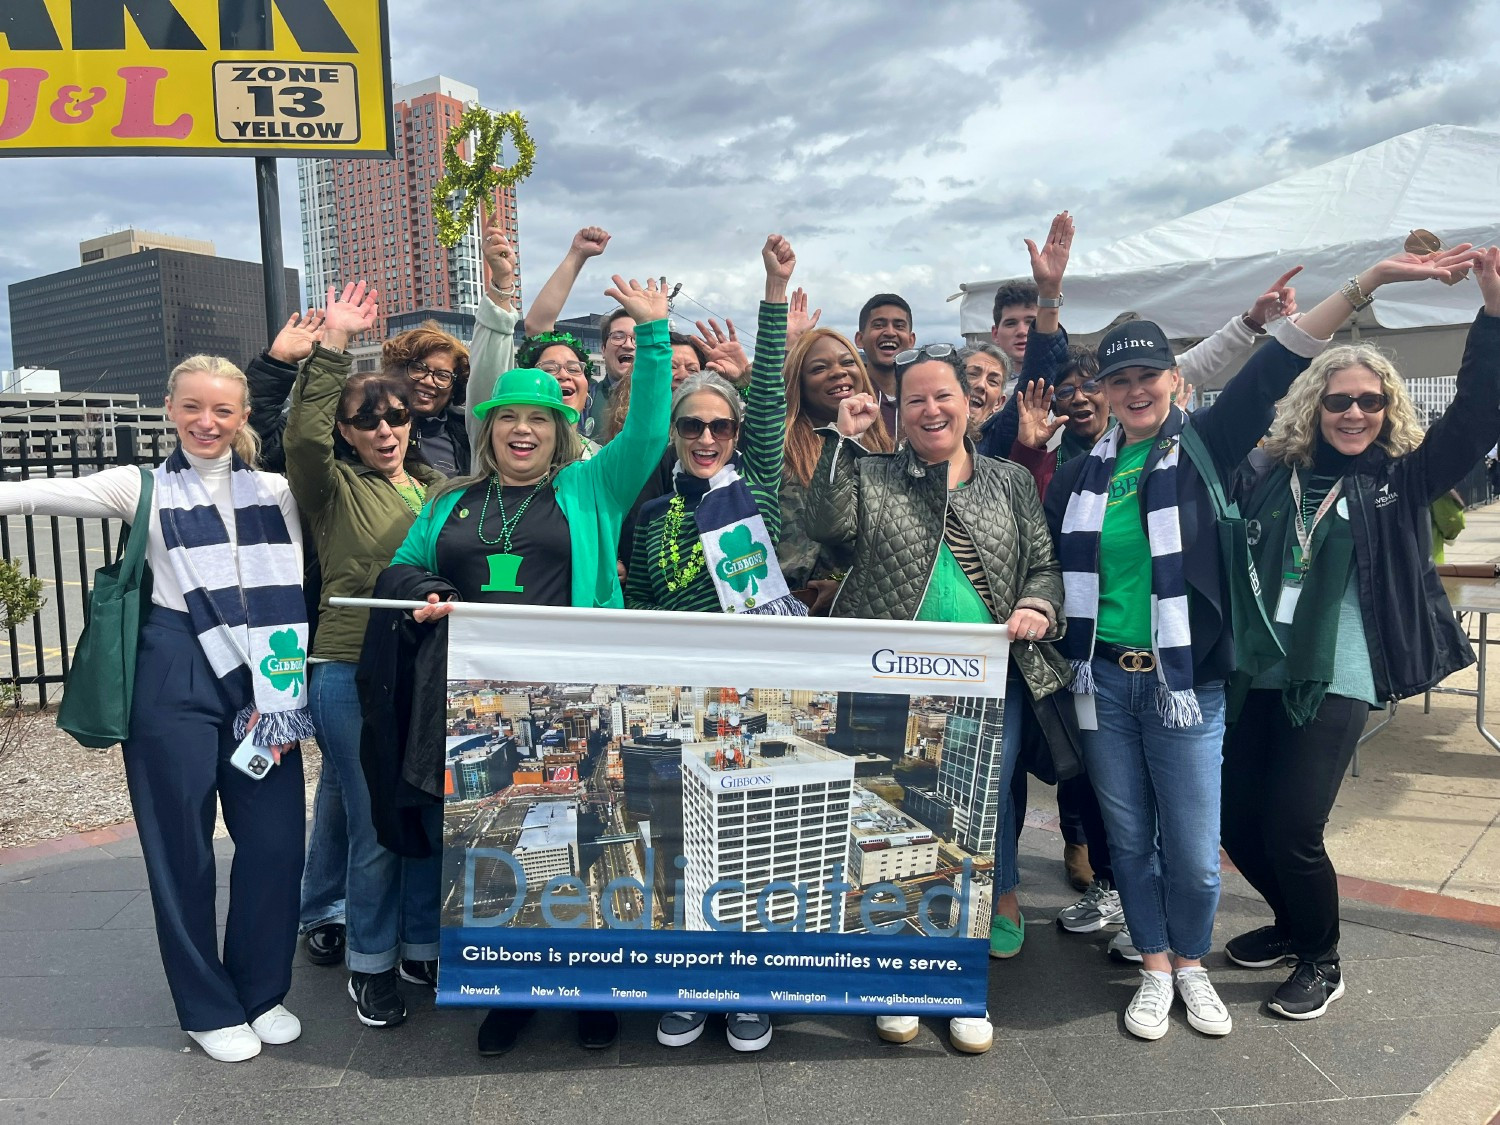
[155,449,315,747]
[1058,406,1201,728]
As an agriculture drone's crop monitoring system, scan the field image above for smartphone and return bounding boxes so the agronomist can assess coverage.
[229,729,277,780]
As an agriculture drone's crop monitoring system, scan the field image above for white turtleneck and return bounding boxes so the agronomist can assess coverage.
[0,452,302,612]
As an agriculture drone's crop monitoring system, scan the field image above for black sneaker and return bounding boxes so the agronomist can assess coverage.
[398,959,438,989]
[1268,960,1344,1020]
[347,969,406,1028]
[576,1009,618,1049]
[477,1008,535,1056]
[1226,924,1292,969]
[304,922,345,966]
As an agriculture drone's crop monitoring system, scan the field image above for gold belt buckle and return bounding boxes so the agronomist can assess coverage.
[1118,650,1156,673]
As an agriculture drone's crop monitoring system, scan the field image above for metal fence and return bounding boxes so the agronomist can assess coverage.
[3,425,176,706]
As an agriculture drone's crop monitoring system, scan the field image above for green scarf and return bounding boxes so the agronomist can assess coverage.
[1243,464,1354,726]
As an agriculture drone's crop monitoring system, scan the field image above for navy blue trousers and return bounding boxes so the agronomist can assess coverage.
[121,609,305,1032]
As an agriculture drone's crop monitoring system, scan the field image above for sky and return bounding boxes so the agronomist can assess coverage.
[2,0,1499,366]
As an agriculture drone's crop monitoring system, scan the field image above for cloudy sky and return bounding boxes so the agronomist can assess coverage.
[3,0,1499,365]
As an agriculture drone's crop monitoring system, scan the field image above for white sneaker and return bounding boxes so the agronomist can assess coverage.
[1123,970,1174,1041]
[249,1005,302,1045]
[1175,966,1233,1036]
[948,1012,993,1054]
[875,1014,919,1044]
[187,1023,262,1062]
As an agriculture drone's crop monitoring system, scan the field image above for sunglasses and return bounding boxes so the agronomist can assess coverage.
[674,416,739,441]
[1053,379,1103,402]
[893,343,957,371]
[341,407,411,431]
[1320,392,1388,414]
[407,359,456,388]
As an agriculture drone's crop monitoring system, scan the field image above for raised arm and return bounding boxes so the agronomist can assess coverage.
[1178,268,1301,385]
[522,226,610,336]
[468,216,521,451]
[248,310,324,474]
[739,237,794,519]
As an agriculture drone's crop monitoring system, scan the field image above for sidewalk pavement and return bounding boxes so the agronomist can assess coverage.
[7,504,1500,1124]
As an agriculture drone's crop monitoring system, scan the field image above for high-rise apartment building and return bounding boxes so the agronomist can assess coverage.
[936,698,1005,854]
[298,76,521,341]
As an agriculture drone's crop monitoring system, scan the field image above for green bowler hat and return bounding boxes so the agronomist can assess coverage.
[472,368,580,425]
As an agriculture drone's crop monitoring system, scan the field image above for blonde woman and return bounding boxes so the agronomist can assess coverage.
[1222,244,1500,1022]
[0,356,311,1062]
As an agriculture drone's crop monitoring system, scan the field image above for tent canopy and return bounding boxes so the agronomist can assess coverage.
[957,125,1500,339]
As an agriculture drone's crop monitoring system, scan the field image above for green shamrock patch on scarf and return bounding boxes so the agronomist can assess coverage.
[714,524,769,594]
[259,629,306,697]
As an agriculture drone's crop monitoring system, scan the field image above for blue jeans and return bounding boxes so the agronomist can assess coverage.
[298,755,348,933]
[309,661,440,973]
[994,681,1023,895]
[1078,660,1225,959]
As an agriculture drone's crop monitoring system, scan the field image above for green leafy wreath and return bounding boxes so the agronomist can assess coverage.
[433,108,536,248]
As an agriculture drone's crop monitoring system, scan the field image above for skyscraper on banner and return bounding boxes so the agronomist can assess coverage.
[297,75,521,340]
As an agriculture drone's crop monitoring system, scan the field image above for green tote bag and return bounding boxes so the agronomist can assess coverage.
[56,467,154,749]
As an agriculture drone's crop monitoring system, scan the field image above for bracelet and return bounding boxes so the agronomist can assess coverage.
[1340,276,1374,312]
[1036,293,1064,309]
[1240,312,1266,335]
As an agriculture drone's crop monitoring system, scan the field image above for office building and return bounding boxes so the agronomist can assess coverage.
[847,787,939,886]
[828,692,910,762]
[621,735,683,818]
[937,697,1005,854]
[0,390,176,466]
[513,800,579,885]
[297,75,521,341]
[680,733,854,933]
[8,232,299,401]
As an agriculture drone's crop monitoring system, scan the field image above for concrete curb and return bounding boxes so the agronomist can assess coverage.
[0,819,137,864]
[1401,1020,1500,1124]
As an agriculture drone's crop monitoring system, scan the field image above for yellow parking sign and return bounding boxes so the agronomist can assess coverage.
[0,0,392,157]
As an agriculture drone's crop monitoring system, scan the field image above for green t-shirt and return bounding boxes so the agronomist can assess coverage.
[1097,439,1153,648]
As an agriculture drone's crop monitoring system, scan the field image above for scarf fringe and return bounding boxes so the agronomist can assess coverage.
[1156,686,1203,729]
[745,592,810,617]
[235,705,318,748]
[1069,658,1095,695]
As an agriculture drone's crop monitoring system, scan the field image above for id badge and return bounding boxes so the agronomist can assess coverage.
[1074,692,1099,731]
[1275,581,1302,625]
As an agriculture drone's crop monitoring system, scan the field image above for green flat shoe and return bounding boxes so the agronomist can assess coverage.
[989,911,1025,959]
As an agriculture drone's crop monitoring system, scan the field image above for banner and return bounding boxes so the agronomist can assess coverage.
[435,603,1010,1017]
[0,0,392,157]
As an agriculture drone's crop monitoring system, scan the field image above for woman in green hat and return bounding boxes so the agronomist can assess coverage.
[387,275,671,1054]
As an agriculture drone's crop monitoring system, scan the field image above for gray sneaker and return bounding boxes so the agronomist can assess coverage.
[726,1012,772,1052]
[1108,926,1143,964]
[656,1011,707,1047]
[1057,879,1124,933]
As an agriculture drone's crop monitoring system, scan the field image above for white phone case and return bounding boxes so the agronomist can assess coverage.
[229,730,277,781]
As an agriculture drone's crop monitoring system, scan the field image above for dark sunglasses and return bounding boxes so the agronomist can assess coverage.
[341,407,411,431]
[1053,379,1103,402]
[1320,392,1388,414]
[407,359,456,388]
[674,416,739,441]
[893,343,957,371]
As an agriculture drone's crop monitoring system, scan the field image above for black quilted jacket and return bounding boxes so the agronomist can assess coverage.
[805,431,1071,701]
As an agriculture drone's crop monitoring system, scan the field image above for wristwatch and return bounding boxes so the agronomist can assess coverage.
[1340,277,1374,312]
[1036,293,1064,309]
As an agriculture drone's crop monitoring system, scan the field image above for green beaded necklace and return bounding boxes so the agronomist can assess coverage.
[658,493,706,592]
[391,473,426,515]
[476,474,548,552]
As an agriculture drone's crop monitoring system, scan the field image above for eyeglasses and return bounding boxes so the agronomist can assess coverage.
[673,416,739,441]
[893,344,957,371]
[538,360,586,376]
[606,331,635,345]
[1320,392,1388,414]
[407,359,456,388]
[340,407,411,431]
[1053,379,1104,402]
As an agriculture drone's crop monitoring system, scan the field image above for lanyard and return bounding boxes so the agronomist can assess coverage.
[1288,468,1342,578]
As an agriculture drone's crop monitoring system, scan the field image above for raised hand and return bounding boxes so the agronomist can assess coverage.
[604,275,669,324]
[1174,381,1196,411]
[1367,245,1477,288]
[321,281,378,351]
[1026,211,1074,296]
[695,318,750,382]
[267,310,325,365]
[482,210,515,296]
[1015,379,1064,450]
[1247,266,1302,328]
[571,226,611,259]
[1474,246,1500,316]
[763,235,796,282]
[787,286,822,349]
[836,392,880,439]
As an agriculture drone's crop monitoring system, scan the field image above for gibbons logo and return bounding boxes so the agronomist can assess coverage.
[871,649,986,681]
[719,774,774,790]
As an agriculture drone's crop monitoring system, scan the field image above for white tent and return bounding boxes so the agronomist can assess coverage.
[956,124,1500,340]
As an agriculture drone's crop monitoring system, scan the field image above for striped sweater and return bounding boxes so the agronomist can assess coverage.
[625,301,788,613]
